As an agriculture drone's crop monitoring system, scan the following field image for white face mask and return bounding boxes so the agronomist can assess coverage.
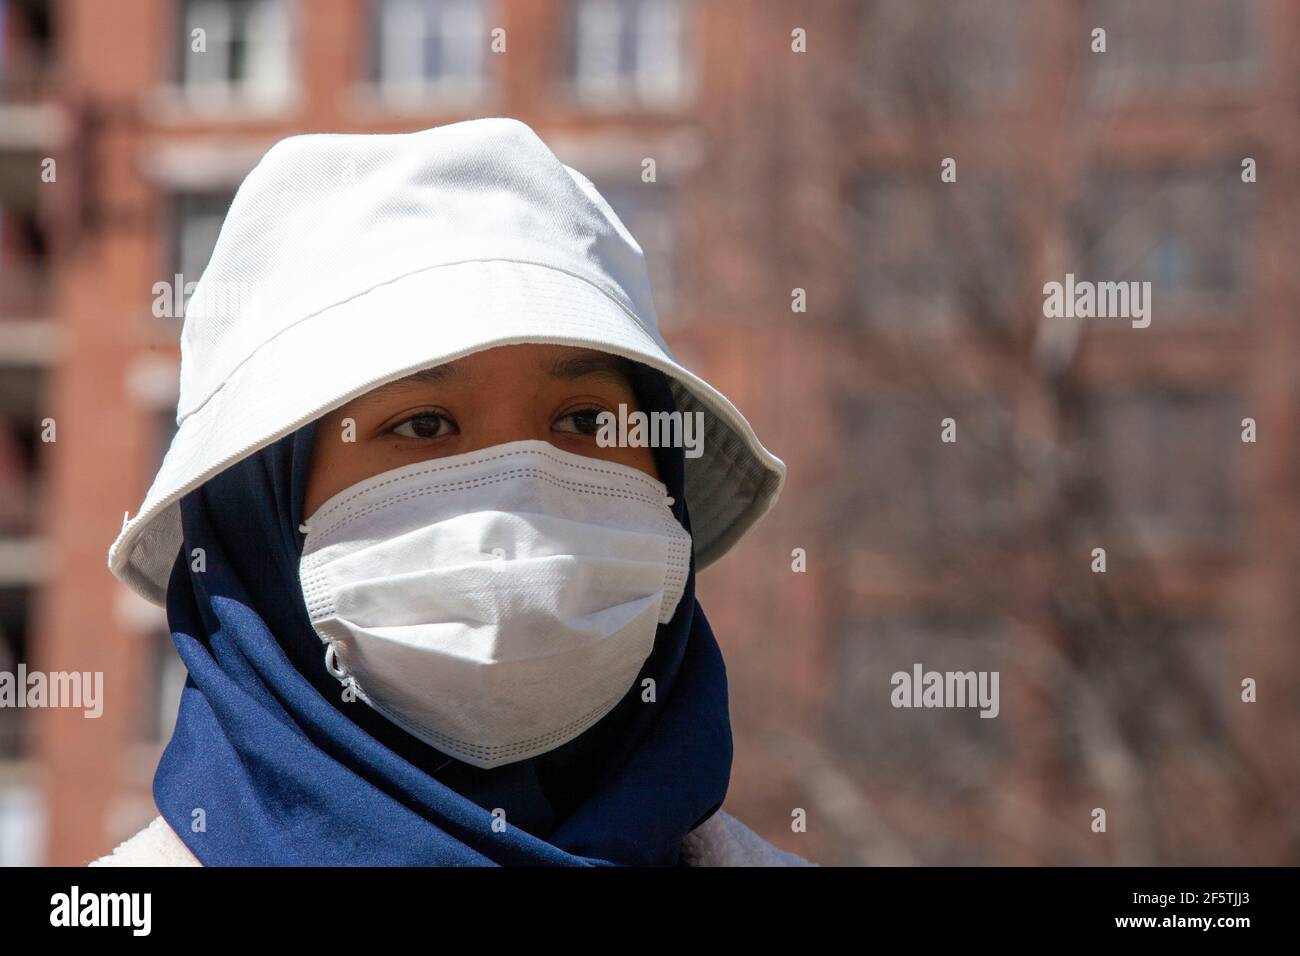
[298,439,692,770]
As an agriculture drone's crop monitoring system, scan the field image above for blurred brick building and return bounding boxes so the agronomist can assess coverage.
[1,0,1296,866]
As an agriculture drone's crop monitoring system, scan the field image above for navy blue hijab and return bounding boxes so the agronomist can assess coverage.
[153,364,732,865]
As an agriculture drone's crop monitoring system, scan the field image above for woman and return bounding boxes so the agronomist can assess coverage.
[90,117,808,866]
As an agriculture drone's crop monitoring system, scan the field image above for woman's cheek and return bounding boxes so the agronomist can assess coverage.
[603,443,660,481]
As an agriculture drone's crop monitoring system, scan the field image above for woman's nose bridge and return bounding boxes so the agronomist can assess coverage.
[470,402,551,449]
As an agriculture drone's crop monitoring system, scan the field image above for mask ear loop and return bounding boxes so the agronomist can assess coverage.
[324,642,349,681]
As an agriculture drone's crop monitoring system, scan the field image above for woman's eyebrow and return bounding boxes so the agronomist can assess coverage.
[547,352,637,388]
[350,364,458,408]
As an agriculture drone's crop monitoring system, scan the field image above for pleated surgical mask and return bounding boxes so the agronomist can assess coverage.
[298,439,692,769]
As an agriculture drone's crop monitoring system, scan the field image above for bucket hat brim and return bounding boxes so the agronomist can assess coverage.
[109,257,786,607]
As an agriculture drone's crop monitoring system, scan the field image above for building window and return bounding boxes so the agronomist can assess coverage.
[370,0,489,105]
[853,173,1020,329]
[0,0,56,101]
[829,614,1008,795]
[175,0,293,108]
[567,0,690,109]
[859,0,1023,116]
[1051,616,1230,770]
[169,192,233,299]
[0,588,29,760]
[153,406,180,472]
[139,627,187,745]
[0,205,50,318]
[1085,390,1244,543]
[585,178,678,318]
[1074,167,1252,303]
[835,394,1017,550]
[1086,0,1260,94]
[0,367,45,540]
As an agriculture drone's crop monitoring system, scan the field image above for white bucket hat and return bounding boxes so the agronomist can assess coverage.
[109,116,786,607]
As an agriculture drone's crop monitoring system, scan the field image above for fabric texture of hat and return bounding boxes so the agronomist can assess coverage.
[108,116,785,605]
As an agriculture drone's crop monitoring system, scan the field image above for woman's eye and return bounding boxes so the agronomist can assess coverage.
[390,412,456,439]
[553,408,604,436]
